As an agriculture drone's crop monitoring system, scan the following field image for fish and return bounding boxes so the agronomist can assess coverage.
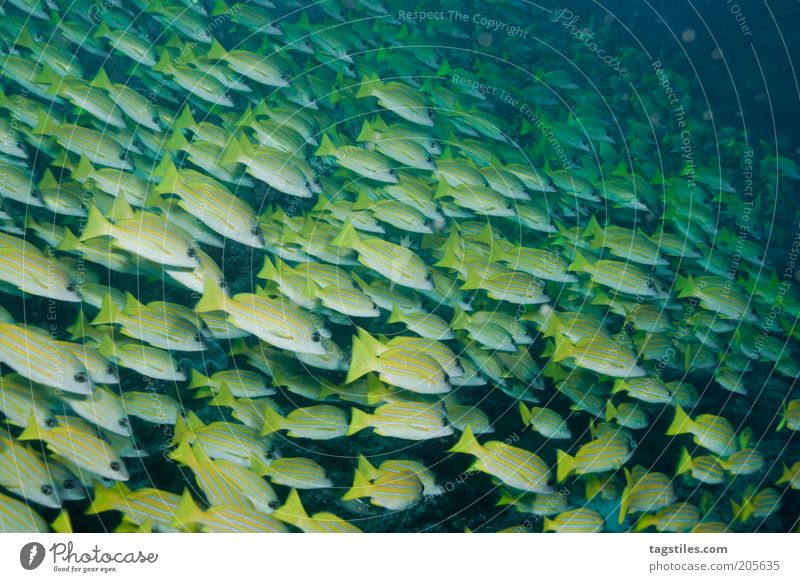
[449,426,553,493]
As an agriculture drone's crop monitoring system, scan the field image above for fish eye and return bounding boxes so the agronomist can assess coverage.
[118,153,126,160]
[175,365,184,373]
[219,279,228,289]
[441,418,449,427]
[110,461,121,472]
[426,156,433,163]
[506,202,513,209]
[305,181,310,188]
[45,418,57,428]
[268,501,279,510]
[646,280,654,288]
[433,57,441,65]
[344,49,351,56]
[280,73,289,81]
[63,479,75,490]
[119,418,129,427]
[66,283,77,293]
[151,115,159,124]
[346,65,355,73]
[422,219,431,227]
[105,364,116,375]
[41,484,54,496]
[34,33,45,42]
[425,273,433,282]
[74,372,88,383]
[251,225,261,235]
[311,331,321,342]
[194,333,202,342]
[372,302,378,310]
[389,169,398,177]
[187,247,198,258]
[264,448,275,460]
[16,141,24,148]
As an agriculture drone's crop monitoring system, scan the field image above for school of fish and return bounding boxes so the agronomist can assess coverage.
[0,0,799,533]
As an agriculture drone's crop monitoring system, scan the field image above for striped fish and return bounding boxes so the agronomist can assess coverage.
[342,468,423,510]
[274,489,361,533]
[18,416,129,481]
[261,405,348,441]
[97,334,187,381]
[520,405,572,439]
[450,426,553,493]
[619,467,676,524]
[666,405,737,457]
[0,490,49,532]
[0,323,92,394]
[188,369,273,399]
[635,502,700,532]
[543,508,604,532]
[172,492,287,533]
[349,400,452,440]
[556,436,632,482]
[255,457,332,490]
[0,434,62,507]
[92,293,206,352]
[87,483,184,532]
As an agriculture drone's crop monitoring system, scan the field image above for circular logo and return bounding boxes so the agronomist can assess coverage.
[20,542,46,570]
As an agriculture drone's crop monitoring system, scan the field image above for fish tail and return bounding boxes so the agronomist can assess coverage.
[330,218,360,251]
[550,338,574,363]
[518,402,532,426]
[355,119,376,142]
[55,228,81,252]
[665,404,693,437]
[220,134,245,167]
[174,105,197,133]
[342,468,371,500]
[675,447,693,475]
[346,336,377,383]
[208,383,236,408]
[273,489,308,526]
[605,400,617,422]
[91,293,120,326]
[542,516,554,532]
[51,509,73,533]
[618,484,631,525]
[567,249,592,273]
[386,303,405,325]
[93,19,111,39]
[172,490,204,529]
[86,483,124,515]
[195,277,228,314]
[775,463,791,486]
[71,156,94,182]
[555,449,575,483]
[257,256,279,281]
[186,369,211,390]
[314,133,339,158]
[206,38,229,60]
[355,74,379,99]
[448,425,481,456]
[634,515,655,532]
[356,455,379,481]
[92,67,113,91]
[346,406,372,436]
[164,129,190,152]
[260,406,285,437]
[80,204,112,241]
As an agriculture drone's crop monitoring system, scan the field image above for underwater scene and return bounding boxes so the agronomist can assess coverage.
[0,0,799,534]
